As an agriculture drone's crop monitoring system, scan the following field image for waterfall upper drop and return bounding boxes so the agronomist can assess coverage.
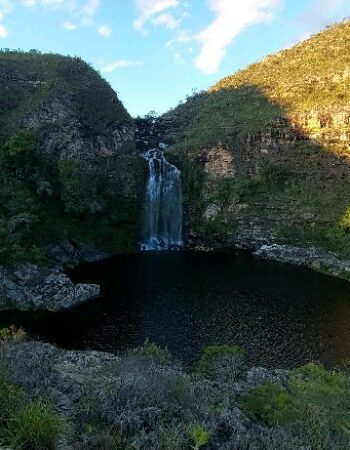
[141,149,183,251]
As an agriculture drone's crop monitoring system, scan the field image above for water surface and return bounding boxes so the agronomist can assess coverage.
[1,252,350,368]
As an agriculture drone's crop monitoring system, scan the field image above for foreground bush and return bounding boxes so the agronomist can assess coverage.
[197,344,246,382]
[0,348,60,450]
[240,382,296,426]
[6,400,61,450]
[2,341,350,449]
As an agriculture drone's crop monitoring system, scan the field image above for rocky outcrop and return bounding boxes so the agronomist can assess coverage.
[0,264,99,311]
[0,238,111,311]
[289,107,350,156]
[254,244,350,281]
[22,94,140,200]
[202,145,236,178]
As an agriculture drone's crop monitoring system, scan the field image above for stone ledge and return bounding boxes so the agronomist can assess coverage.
[254,244,350,281]
[0,264,100,311]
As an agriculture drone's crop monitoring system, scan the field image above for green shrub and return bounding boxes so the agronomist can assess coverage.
[240,382,296,426]
[278,224,350,259]
[178,158,205,203]
[0,363,12,431]
[340,207,350,232]
[128,340,174,366]
[7,399,60,450]
[234,176,258,201]
[0,131,39,181]
[218,176,258,204]
[0,327,27,344]
[190,424,210,450]
[260,163,289,192]
[289,362,347,403]
[0,358,24,443]
[197,345,246,382]
[59,160,105,215]
[200,216,231,239]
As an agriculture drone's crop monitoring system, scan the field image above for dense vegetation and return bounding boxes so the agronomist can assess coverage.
[1,333,350,449]
[165,21,350,258]
[0,130,141,265]
[0,51,142,266]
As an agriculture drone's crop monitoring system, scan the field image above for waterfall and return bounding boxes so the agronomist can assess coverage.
[141,149,183,251]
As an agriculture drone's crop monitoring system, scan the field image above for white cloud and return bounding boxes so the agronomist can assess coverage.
[0,0,12,14]
[80,0,100,25]
[195,0,281,74]
[134,0,179,31]
[0,0,11,9]
[152,12,179,29]
[101,59,141,73]
[62,21,76,30]
[97,24,112,37]
[22,0,100,24]
[41,0,67,6]
[0,23,8,37]
[166,30,191,47]
[22,0,77,12]
[22,0,37,7]
[0,0,11,36]
[30,0,72,8]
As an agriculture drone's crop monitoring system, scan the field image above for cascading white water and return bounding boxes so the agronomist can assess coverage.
[141,149,183,251]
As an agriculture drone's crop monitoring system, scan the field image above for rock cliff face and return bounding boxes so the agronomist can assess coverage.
[22,95,139,196]
[164,21,350,272]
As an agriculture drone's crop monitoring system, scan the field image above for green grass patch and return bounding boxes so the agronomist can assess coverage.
[240,382,296,426]
[6,400,61,450]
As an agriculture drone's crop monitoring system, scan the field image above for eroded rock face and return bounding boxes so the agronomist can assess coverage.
[170,121,350,274]
[0,264,99,311]
[22,95,140,199]
[289,107,350,155]
[203,145,235,178]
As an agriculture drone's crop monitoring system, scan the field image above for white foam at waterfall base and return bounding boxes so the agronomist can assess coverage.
[140,149,183,251]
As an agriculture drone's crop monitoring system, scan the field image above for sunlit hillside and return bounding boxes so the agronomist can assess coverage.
[168,20,350,157]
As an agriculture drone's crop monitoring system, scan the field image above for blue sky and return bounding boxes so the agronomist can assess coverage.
[0,0,349,117]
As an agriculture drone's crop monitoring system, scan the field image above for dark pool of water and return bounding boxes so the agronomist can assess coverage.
[1,252,350,368]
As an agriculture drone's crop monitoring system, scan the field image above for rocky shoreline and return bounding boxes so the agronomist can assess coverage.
[189,233,350,282]
[0,240,109,311]
[0,265,99,311]
[254,244,350,282]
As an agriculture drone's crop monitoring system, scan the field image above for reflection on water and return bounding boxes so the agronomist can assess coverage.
[1,252,350,368]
